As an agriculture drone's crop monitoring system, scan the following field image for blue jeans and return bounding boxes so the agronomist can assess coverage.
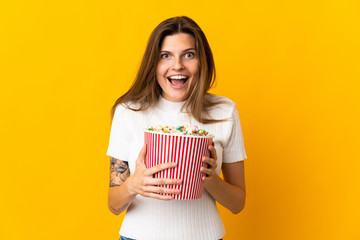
[120,236,135,240]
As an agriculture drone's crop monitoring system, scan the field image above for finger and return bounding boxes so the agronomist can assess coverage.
[144,186,181,195]
[144,178,182,186]
[145,162,177,176]
[136,144,147,165]
[202,156,217,169]
[143,192,174,200]
[139,144,147,158]
[200,166,214,176]
[208,144,217,160]
[202,175,208,181]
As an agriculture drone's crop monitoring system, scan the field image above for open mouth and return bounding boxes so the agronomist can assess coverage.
[167,75,189,85]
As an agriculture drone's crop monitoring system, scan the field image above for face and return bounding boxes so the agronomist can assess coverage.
[156,33,199,102]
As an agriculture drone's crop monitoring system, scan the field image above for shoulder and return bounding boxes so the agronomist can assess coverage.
[205,94,237,116]
[206,93,235,105]
[113,101,142,113]
[112,101,144,120]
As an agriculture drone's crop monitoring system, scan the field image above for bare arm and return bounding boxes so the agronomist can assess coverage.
[110,157,130,187]
[108,144,182,215]
[201,145,246,214]
[108,158,133,215]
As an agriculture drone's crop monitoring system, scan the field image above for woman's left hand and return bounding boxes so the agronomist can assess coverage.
[200,142,246,213]
[200,143,219,184]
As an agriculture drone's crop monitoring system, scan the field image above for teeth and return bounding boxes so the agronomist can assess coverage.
[168,75,188,80]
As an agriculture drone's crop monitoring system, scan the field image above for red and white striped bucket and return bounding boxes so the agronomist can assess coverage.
[144,130,214,200]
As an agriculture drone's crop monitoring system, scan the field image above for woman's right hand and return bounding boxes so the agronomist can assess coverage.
[127,144,182,200]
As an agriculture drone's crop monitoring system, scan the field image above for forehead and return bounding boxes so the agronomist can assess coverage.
[160,33,196,51]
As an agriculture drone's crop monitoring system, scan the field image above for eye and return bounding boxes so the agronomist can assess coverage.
[161,53,170,59]
[185,52,195,58]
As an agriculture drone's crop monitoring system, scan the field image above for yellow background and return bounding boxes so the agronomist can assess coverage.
[1,0,359,239]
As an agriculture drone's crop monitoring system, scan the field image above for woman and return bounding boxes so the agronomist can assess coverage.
[107,16,247,240]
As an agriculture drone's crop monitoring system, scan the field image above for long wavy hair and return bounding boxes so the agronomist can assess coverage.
[111,16,224,123]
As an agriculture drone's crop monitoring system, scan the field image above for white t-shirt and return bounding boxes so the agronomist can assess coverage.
[107,94,247,240]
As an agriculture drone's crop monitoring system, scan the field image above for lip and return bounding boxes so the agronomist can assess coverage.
[167,76,190,89]
[166,74,190,78]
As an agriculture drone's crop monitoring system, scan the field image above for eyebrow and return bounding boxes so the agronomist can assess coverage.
[160,48,196,53]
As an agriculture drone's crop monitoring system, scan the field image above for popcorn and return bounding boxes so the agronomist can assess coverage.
[146,125,212,136]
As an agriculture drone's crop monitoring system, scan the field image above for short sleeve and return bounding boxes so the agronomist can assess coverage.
[106,105,130,161]
[223,105,247,163]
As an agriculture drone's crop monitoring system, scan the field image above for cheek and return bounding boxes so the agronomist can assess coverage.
[156,66,161,77]
[156,66,167,87]
[189,64,199,78]
[156,63,168,76]
[188,60,199,75]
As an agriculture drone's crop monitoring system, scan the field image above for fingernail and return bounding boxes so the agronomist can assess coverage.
[177,180,182,184]
[172,163,177,166]
[175,190,181,194]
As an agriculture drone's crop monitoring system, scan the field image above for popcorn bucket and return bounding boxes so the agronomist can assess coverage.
[144,130,214,200]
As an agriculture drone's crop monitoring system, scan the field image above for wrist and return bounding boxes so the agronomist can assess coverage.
[125,175,137,198]
[204,173,221,189]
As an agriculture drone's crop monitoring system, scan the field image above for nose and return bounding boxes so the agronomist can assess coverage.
[172,56,185,70]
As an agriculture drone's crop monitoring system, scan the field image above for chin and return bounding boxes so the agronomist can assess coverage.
[165,93,188,102]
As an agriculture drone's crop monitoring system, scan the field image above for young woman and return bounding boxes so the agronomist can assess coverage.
[107,16,247,240]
